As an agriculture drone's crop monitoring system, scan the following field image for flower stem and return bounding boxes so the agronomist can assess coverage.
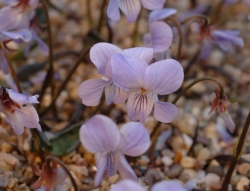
[165,16,183,61]
[39,0,54,102]
[172,77,224,104]
[150,77,224,139]
[132,10,142,47]
[39,46,91,117]
[220,111,250,191]
[0,41,22,93]
[180,14,210,26]
[46,156,79,191]
[97,0,107,32]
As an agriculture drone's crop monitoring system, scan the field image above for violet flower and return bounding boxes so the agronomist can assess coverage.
[78,43,153,106]
[110,179,187,191]
[0,0,39,31]
[209,92,235,133]
[107,0,166,22]
[144,8,176,61]
[111,54,184,123]
[79,115,150,187]
[0,86,41,134]
[200,26,244,59]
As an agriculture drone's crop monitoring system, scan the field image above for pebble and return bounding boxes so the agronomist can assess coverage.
[197,148,211,161]
[236,177,250,191]
[205,173,221,190]
[0,153,19,167]
[171,136,184,152]
[179,169,196,183]
[231,175,246,186]
[180,157,196,169]
[238,163,250,176]
[166,164,183,178]
[161,149,175,158]
[108,174,119,184]
[161,156,173,166]
[207,166,224,177]
[0,174,8,188]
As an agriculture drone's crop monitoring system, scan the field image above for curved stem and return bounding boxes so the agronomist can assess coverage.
[40,46,91,117]
[150,77,224,139]
[97,0,107,32]
[39,0,54,102]
[165,16,183,61]
[172,77,224,104]
[0,41,22,93]
[46,156,78,191]
[180,14,210,26]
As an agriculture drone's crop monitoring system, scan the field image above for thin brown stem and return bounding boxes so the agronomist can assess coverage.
[165,16,183,61]
[39,0,54,102]
[221,111,250,191]
[46,156,78,191]
[180,14,210,26]
[97,0,107,32]
[132,10,142,47]
[40,46,91,117]
[0,41,22,93]
[172,77,224,104]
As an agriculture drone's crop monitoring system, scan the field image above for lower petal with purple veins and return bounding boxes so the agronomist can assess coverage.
[118,154,137,181]
[154,101,178,123]
[127,89,154,122]
[94,153,108,187]
[105,82,129,105]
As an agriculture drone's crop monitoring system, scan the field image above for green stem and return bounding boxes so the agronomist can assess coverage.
[220,111,250,191]
[39,0,54,102]
[180,14,210,26]
[165,16,183,61]
[97,0,107,32]
[46,156,78,191]
[0,41,22,93]
[40,46,91,117]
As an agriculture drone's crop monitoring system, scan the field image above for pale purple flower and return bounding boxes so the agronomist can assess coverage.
[0,0,39,31]
[78,43,153,106]
[110,179,187,191]
[200,26,244,59]
[111,54,184,123]
[144,9,176,53]
[79,115,150,187]
[224,0,250,5]
[107,0,166,22]
[0,86,41,134]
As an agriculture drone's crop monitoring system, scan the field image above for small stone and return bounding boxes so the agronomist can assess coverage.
[238,163,250,176]
[155,157,162,166]
[207,166,224,177]
[236,177,250,191]
[161,149,175,158]
[171,136,184,152]
[108,174,119,184]
[0,174,8,188]
[137,155,150,166]
[197,148,211,161]
[179,169,196,183]
[180,157,196,169]
[0,153,19,167]
[166,164,183,178]
[231,175,245,186]
[205,173,220,190]
[161,156,173,166]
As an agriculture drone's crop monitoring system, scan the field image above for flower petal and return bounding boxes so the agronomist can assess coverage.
[151,180,186,191]
[32,32,49,55]
[0,51,9,74]
[105,82,129,105]
[111,54,147,90]
[123,47,153,63]
[0,7,21,31]
[15,106,42,131]
[119,122,150,156]
[94,153,108,187]
[154,101,178,123]
[149,8,177,23]
[106,152,120,176]
[219,111,236,133]
[107,0,121,21]
[144,59,184,95]
[78,79,110,106]
[119,0,141,22]
[1,29,32,42]
[90,43,122,77]
[141,0,166,10]
[150,21,173,52]
[79,115,120,153]
[127,90,154,122]
[53,168,67,185]
[118,154,137,181]
[4,112,24,135]
[8,90,39,105]
[110,180,146,191]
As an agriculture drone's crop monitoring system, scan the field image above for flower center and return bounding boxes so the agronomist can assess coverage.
[0,87,20,114]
